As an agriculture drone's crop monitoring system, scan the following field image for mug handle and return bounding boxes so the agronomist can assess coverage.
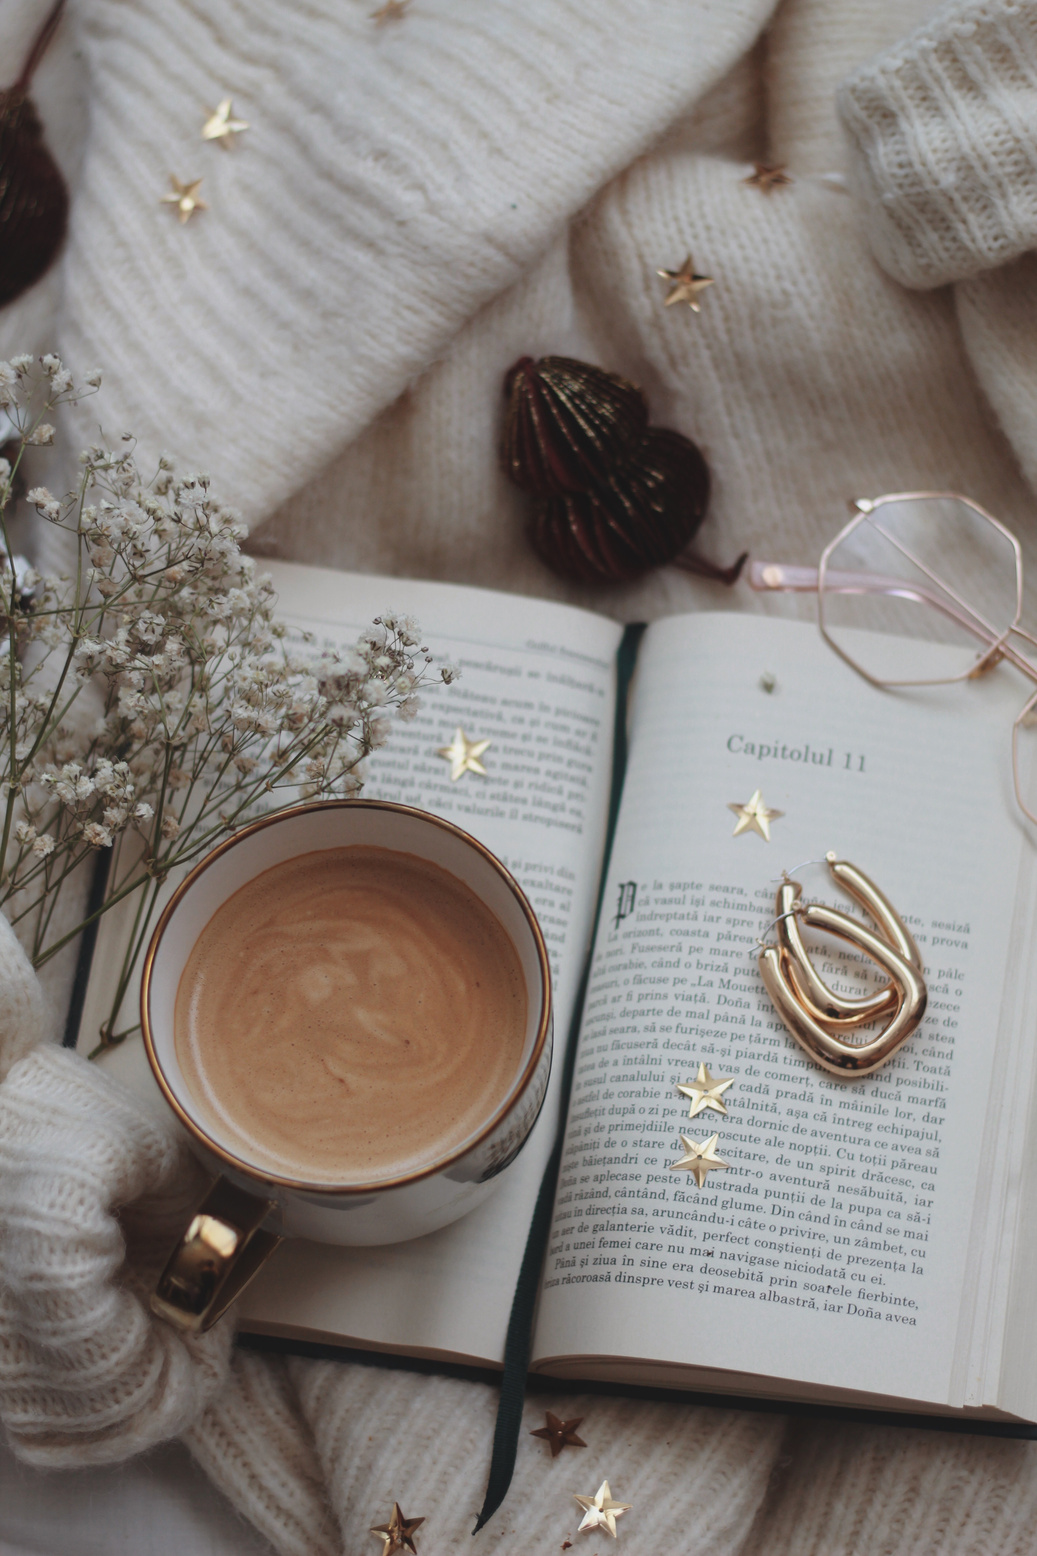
[151,1176,283,1333]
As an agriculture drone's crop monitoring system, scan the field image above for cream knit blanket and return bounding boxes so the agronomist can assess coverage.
[5,0,1037,1551]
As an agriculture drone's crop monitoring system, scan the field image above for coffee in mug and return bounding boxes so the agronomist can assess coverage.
[174,845,528,1183]
[144,801,552,1332]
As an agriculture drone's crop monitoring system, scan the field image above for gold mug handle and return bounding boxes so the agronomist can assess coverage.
[151,1176,283,1333]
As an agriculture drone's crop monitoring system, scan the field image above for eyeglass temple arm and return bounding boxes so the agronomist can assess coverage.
[749,562,822,593]
[748,560,1004,646]
[749,561,937,595]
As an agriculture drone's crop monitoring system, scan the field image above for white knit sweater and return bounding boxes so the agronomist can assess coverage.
[5,0,1037,1552]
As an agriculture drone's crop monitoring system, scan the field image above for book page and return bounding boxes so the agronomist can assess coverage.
[532,611,1036,1410]
[172,564,621,1363]
[963,852,1037,1413]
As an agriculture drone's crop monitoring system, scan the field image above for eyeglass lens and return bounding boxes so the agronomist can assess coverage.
[819,495,1021,686]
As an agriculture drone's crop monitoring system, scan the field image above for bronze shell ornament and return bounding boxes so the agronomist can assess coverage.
[0,0,69,309]
[501,355,744,586]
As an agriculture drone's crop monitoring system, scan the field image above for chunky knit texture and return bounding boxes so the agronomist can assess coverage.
[838,0,1037,289]
[5,0,1037,1551]
[53,0,773,534]
[184,1352,339,1556]
[294,1360,784,1550]
[0,947,233,1467]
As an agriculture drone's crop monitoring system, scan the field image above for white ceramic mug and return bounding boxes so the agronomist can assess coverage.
[144,800,552,1331]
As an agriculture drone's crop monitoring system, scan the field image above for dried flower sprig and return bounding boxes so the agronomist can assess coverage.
[0,356,454,1055]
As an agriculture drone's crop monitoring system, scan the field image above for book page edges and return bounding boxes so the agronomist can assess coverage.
[235,1322,1035,1422]
[531,1355,1033,1421]
[997,921,1037,1419]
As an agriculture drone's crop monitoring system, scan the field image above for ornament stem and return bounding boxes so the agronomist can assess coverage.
[672,548,748,586]
[13,0,66,94]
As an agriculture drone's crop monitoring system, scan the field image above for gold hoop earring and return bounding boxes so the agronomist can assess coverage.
[758,853,927,1078]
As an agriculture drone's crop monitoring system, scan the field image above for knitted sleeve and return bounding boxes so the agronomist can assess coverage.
[836,0,1037,289]
[0,1043,234,1466]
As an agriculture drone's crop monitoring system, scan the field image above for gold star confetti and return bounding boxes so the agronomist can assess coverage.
[530,1411,587,1457]
[668,1132,730,1187]
[656,253,714,312]
[677,1062,734,1120]
[371,0,411,20]
[744,162,793,194]
[202,98,249,147]
[436,726,491,781]
[161,176,207,225]
[370,1503,425,1556]
[728,788,783,841]
[574,1480,632,1539]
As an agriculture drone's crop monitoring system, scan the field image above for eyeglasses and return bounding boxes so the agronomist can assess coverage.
[749,490,1037,823]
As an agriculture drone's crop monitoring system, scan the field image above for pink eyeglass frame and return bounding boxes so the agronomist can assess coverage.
[749,490,1037,823]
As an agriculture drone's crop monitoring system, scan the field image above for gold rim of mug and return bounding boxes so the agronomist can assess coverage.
[140,798,552,1196]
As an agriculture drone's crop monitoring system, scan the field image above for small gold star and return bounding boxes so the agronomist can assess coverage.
[573,1480,631,1538]
[371,0,411,20]
[668,1132,730,1188]
[370,1503,425,1556]
[744,162,793,194]
[530,1411,587,1457]
[202,98,249,147]
[728,788,783,841]
[436,726,491,781]
[161,176,207,225]
[677,1062,734,1120]
[656,254,714,311]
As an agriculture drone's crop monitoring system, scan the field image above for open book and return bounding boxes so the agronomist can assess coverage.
[85,563,1037,1424]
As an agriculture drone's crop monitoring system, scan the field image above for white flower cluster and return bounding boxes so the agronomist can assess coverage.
[0,358,452,1049]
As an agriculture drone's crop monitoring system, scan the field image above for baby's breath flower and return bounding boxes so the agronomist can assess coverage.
[26,486,61,522]
[73,639,103,675]
[0,355,445,1054]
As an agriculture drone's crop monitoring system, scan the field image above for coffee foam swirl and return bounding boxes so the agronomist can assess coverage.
[174,846,528,1184]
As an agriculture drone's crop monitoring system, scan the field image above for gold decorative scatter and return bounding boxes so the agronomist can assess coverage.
[161,175,207,224]
[436,726,491,781]
[677,1062,733,1120]
[370,1503,425,1556]
[530,1411,587,1457]
[371,0,411,20]
[202,98,249,147]
[656,254,714,312]
[668,1132,730,1187]
[744,162,793,194]
[574,1480,632,1538]
[728,788,783,841]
